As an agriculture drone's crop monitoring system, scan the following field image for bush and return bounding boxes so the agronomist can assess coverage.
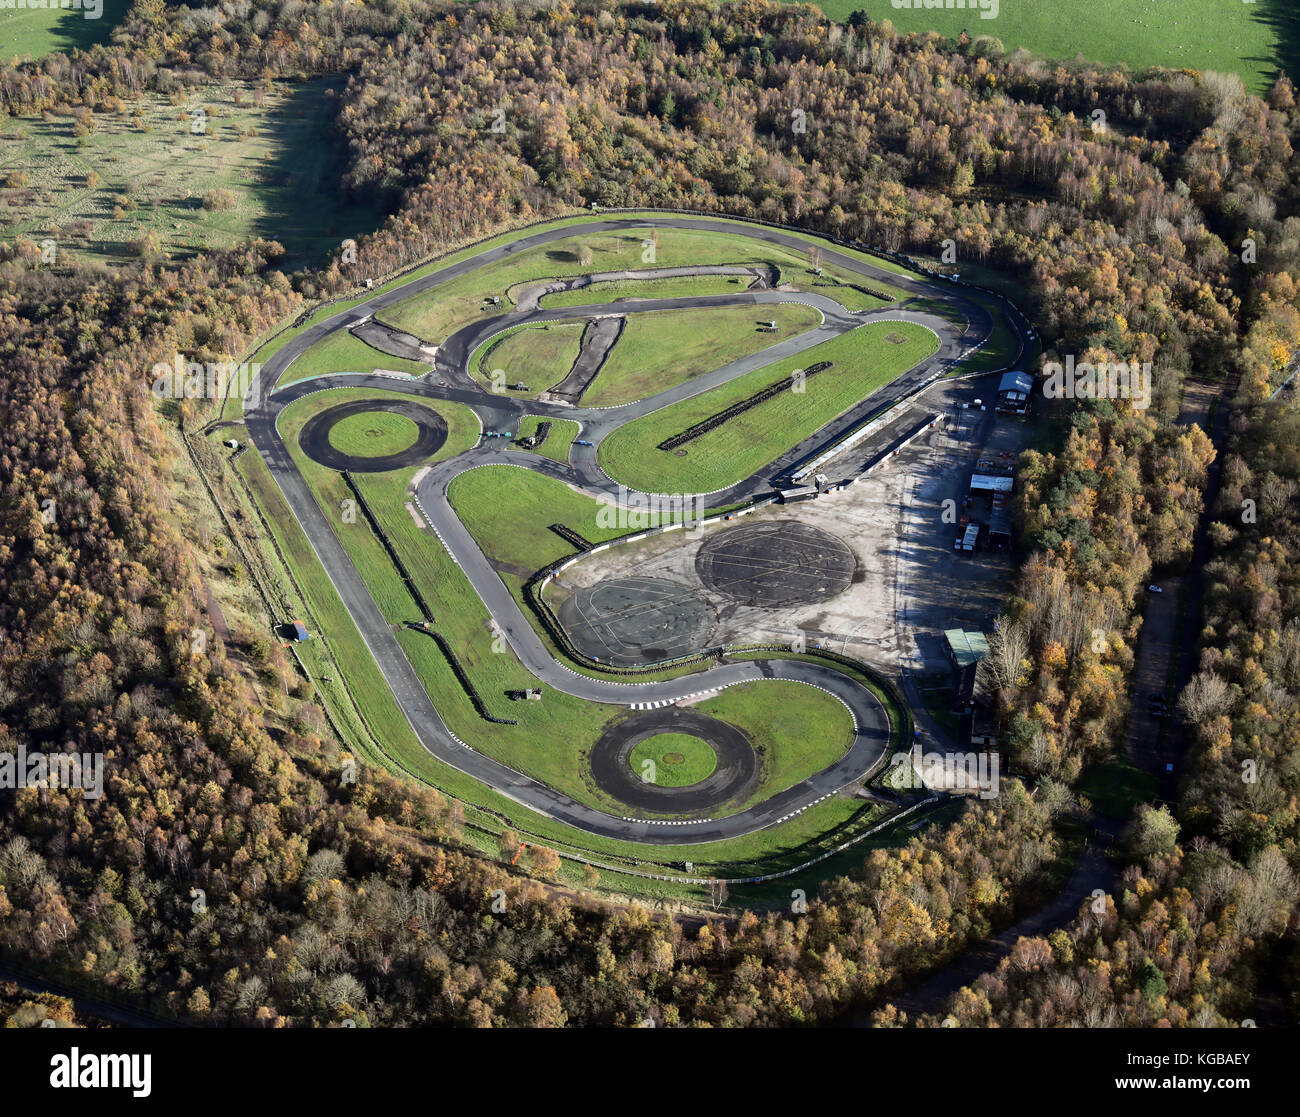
[201,189,236,212]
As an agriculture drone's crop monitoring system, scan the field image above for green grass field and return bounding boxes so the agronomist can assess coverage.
[599,320,940,493]
[630,734,718,787]
[472,321,585,398]
[584,303,823,408]
[280,329,429,388]
[537,273,753,307]
[811,0,1291,95]
[514,416,581,464]
[377,222,905,346]
[0,0,128,60]
[448,465,622,574]
[0,78,381,267]
[703,680,854,812]
[328,411,421,457]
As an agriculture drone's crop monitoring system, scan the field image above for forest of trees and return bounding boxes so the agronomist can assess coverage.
[886,48,1300,1026]
[0,0,1297,1025]
[902,367,1300,1026]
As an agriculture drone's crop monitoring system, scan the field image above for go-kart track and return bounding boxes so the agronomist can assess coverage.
[243,214,1024,845]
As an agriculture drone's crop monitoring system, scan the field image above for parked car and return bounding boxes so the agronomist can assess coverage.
[1148,584,1163,593]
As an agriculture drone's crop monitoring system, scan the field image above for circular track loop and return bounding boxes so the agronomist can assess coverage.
[299,399,448,472]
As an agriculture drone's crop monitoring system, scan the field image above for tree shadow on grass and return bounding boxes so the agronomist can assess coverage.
[1245,0,1299,89]
[245,79,385,271]
[29,0,129,55]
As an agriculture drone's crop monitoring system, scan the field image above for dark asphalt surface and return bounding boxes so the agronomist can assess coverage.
[549,316,623,400]
[299,398,448,472]
[243,215,1019,843]
[558,575,716,665]
[696,519,857,607]
[589,707,759,813]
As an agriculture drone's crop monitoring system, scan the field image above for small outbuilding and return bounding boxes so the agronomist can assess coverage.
[944,629,989,671]
[997,370,1034,414]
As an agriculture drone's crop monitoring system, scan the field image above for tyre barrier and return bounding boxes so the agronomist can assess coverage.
[658,360,833,451]
[342,471,435,623]
[518,420,552,451]
[407,623,519,726]
[549,522,593,550]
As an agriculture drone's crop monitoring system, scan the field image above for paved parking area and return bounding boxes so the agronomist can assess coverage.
[549,374,1035,674]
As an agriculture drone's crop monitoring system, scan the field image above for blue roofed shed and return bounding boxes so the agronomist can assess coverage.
[998,370,1034,397]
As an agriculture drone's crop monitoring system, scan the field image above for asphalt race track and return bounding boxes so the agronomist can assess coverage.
[299,398,448,472]
[243,213,1027,844]
[588,708,760,813]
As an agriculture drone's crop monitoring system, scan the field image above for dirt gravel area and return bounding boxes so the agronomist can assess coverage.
[551,374,1035,674]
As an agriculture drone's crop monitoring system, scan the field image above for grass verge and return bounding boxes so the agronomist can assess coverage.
[599,321,939,492]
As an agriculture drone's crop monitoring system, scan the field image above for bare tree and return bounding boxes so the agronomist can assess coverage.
[1259,473,1297,522]
[1177,670,1233,724]
[980,614,1029,692]
[707,878,729,911]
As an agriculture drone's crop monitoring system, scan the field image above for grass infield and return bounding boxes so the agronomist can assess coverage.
[280,329,429,388]
[599,320,939,493]
[629,733,719,788]
[514,416,581,464]
[472,321,585,398]
[583,303,823,408]
[327,411,421,457]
